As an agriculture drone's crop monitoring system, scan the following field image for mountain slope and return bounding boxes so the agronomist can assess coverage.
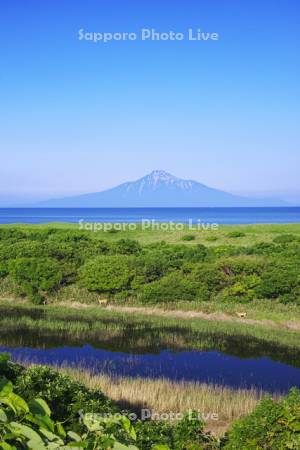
[38,170,287,207]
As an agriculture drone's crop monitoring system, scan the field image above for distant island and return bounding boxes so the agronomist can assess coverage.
[37,170,287,207]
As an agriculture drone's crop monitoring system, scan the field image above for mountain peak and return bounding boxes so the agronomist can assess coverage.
[136,170,194,193]
[145,170,178,184]
[148,170,174,177]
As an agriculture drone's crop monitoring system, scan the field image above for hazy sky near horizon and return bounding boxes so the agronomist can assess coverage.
[1,0,300,203]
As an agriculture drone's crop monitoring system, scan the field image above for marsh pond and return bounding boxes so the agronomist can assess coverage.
[1,305,300,393]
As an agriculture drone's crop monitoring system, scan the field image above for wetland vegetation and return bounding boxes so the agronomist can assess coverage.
[1,223,300,448]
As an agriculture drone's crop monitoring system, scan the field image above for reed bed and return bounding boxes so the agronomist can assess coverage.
[57,366,273,435]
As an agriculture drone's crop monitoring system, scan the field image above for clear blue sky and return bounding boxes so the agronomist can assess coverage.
[1,0,299,204]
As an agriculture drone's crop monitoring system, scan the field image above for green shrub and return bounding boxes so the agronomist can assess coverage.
[79,255,134,293]
[77,239,112,262]
[210,246,242,258]
[113,239,142,255]
[219,275,260,303]
[246,242,280,256]
[9,257,63,303]
[47,229,91,244]
[173,412,217,449]
[177,244,209,263]
[205,235,218,242]
[255,263,299,299]
[181,234,196,241]
[218,256,265,276]
[279,286,300,304]
[186,263,228,296]
[223,388,300,449]
[0,261,8,278]
[273,234,298,244]
[131,252,171,289]
[139,272,200,303]
[0,228,28,242]
[15,365,115,426]
[135,413,218,450]
[226,231,246,238]
[107,228,120,234]
[0,375,138,449]
[156,244,209,266]
[135,420,174,449]
[0,240,43,261]
[0,353,24,382]
[0,240,81,283]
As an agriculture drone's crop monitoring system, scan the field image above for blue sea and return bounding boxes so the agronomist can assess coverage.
[0,207,300,225]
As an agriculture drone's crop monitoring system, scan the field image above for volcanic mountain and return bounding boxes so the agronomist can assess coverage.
[38,170,286,207]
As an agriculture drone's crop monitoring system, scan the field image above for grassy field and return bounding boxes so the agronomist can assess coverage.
[4,221,300,246]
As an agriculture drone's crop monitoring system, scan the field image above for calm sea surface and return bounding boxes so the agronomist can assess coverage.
[1,207,300,224]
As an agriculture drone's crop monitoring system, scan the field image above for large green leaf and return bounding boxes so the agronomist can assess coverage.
[0,442,16,450]
[0,379,13,397]
[29,398,51,417]
[56,422,66,438]
[82,414,102,432]
[39,427,64,444]
[121,417,136,441]
[0,407,8,423]
[151,446,171,450]
[62,443,85,448]
[8,422,46,448]
[67,431,82,442]
[113,444,139,450]
[27,412,55,432]
[8,393,29,414]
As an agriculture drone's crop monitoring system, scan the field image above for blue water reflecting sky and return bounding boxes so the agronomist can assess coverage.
[1,207,300,225]
[1,344,300,394]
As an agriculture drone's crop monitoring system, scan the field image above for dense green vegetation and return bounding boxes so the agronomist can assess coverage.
[1,226,300,308]
[223,388,300,449]
[0,376,137,450]
[0,354,217,449]
[1,354,300,449]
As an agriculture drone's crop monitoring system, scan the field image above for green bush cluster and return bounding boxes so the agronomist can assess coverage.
[273,234,298,244]
[79,255,134,293]
[9,258,63,304]
[223,388,300,449]
[181,234,196,241]
[1,228,300,305]
[226,231,246,238]
[0,375,138,449]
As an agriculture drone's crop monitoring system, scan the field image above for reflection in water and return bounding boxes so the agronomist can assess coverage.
[1,307,300,393]
[0,307,300,392]
[1,307,300,365]
[1,344,300,393]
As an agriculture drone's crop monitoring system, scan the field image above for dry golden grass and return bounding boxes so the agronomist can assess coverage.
[58,367,273,435]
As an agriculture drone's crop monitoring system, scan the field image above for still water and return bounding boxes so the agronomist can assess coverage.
[1,314,300,393]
